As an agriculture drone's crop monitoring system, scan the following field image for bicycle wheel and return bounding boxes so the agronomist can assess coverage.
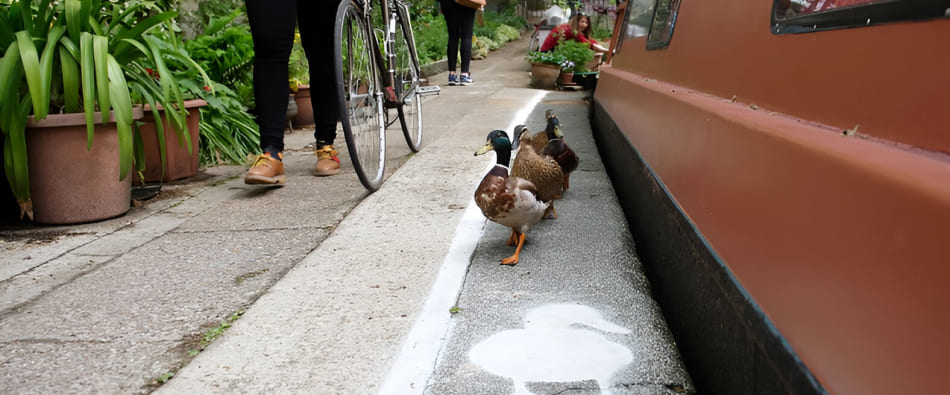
[528,30,540,52]
[334,0,385,191]
[391,5,424,152]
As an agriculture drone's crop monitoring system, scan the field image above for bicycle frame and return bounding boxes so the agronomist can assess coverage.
[358,0,421,107]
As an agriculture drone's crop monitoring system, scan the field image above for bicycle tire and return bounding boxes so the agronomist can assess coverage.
[528,31,540,52]
[391,5,424,152]
[333,0,386,191]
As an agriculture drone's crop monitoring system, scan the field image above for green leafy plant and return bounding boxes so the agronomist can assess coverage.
[0,0,193,218]
[526,50,566,66]
[288,28,308,92]
[551,39,594,73]
[180,8,259,166]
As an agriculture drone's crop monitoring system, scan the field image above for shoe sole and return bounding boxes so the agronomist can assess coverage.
[313,168,340,177]
[461,82,473,86]
[244,175,286,185]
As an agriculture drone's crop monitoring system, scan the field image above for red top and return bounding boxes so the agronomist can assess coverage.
[540,24,599,52]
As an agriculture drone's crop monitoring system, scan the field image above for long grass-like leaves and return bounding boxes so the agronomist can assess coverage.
[38,25,66,116]
[106,55,132,180]
[80,32,95,145]
[93,35,111,124]
[14,31,45,120]
[113,11,176,64]
[59,46,80,113]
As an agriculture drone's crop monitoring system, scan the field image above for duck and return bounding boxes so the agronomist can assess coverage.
[474,130,549,265]
[468,303,634,394]
[542,110,579,191]
[510,125,563,219]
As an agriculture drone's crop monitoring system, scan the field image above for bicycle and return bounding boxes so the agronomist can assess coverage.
[333,0,441,192]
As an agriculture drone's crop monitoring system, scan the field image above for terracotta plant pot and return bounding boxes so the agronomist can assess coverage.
[136,99,207,184]
[26,108,144,225]
[529,63,560,89]
[292,84,314,127]
[559,71,575,85]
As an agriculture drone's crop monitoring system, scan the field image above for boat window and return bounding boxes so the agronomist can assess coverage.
[625,0,657,40]
[646,0,683,49]
[772,0,950,34]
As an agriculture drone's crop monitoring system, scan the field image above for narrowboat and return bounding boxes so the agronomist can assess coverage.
[591,1,950,394]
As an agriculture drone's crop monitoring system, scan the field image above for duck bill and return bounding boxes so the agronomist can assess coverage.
[553,125,564,138]
[475,143,494,156]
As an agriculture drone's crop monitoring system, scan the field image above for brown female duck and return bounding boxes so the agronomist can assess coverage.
[511,125,563,219]
[541,111,579,191]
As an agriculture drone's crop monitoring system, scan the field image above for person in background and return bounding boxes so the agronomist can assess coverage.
[540,13,608,54]
[439,0,478,86]
[244,0,344,185]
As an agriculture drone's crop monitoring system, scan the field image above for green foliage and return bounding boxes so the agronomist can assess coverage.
[591,24,612,41]
[195,81,260,166]
[183,9,254,107]
[492,24,521,43]
[551,39,594,72]
[288,28,308,90]
[411,14,447,65]
[526,51,566,66]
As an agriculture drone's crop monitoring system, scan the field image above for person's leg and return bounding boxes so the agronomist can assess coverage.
[300,0,343,176]
[244,0,295,184]
[458,7,476,75]
[442,3,460,76]
[246,0,296,155]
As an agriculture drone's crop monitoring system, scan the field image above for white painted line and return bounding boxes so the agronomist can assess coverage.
[379,91,547,395]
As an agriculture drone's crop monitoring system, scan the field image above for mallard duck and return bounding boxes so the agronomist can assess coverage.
[474,130,549,265]
[511,125,563,219]
[542,111,579,191]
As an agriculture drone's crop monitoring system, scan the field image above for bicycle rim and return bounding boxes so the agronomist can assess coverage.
[334,1,385,191]
[392,9,424,152]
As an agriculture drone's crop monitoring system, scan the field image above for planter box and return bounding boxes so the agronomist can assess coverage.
[26,108,143,224]
[572,71,599,90]
[136,99,206,183]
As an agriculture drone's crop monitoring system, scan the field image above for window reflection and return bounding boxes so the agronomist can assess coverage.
[776,0,879,19]
[625,0,657,39]
[647,0,682,49]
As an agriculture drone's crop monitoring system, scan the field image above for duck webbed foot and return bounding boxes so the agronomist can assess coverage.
[500,231,526,265]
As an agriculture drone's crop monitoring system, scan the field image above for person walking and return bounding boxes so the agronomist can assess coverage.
[439,0,478,86]
[244,0,344,185]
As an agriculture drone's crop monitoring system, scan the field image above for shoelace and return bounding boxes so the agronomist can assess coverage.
[251,154,272,168]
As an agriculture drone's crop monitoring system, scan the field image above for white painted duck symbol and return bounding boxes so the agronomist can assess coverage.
[468,303,634,395]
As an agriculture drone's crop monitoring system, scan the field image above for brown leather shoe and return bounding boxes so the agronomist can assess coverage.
[244,153,286,185]
[314,145,340,176]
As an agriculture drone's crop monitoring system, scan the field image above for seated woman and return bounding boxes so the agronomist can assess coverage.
[540,13,608,53]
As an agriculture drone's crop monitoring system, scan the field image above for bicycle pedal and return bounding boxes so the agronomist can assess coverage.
[416,85,441,96]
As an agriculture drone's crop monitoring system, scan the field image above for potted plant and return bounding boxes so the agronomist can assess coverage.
[288,28,313,128]
[526,50,565,89]
[130,23,212,184]
[0,0,194,223]
[558,59,576,85]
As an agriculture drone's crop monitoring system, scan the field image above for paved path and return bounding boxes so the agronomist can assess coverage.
[0,36,693,394]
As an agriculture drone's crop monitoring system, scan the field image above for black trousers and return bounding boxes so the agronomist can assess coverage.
[440,1,476,73]
[246,0,342,153]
